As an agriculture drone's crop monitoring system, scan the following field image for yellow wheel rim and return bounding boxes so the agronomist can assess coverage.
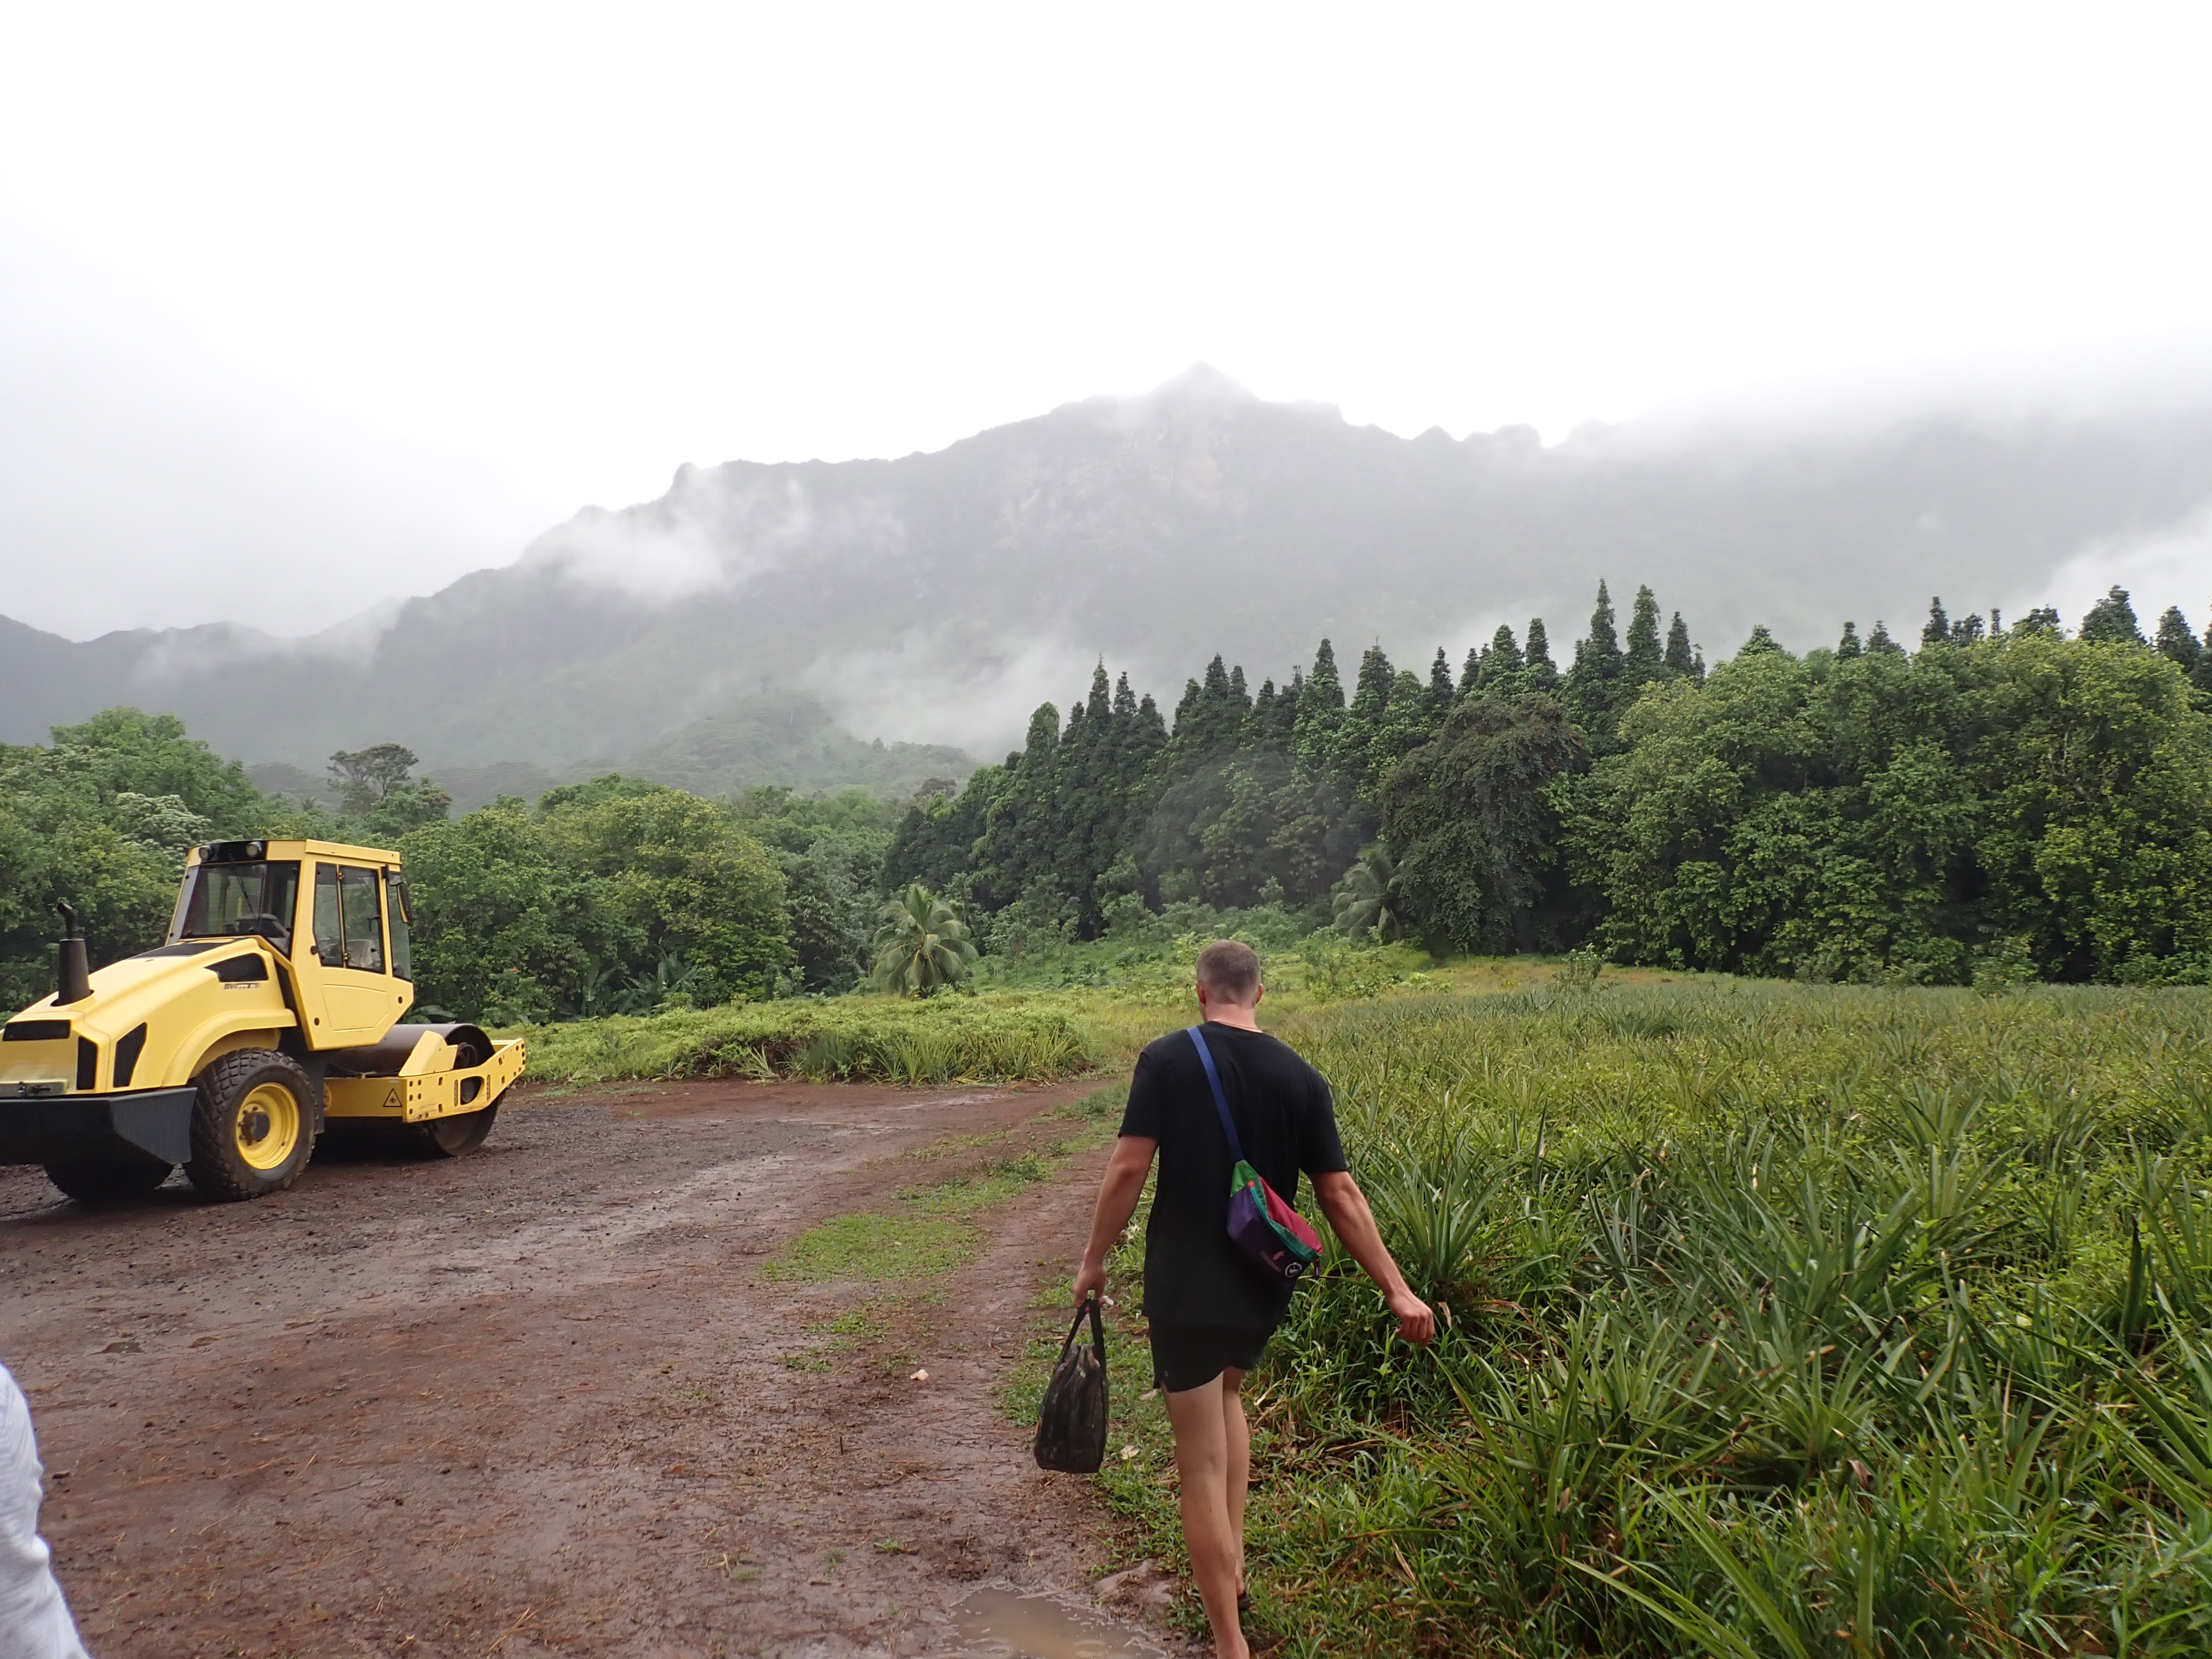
[233,1081,301,1171]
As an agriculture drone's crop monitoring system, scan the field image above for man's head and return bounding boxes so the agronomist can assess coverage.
[1194,938,1262,1010]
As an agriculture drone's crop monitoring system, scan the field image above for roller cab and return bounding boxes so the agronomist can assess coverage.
[1,838,525,1203]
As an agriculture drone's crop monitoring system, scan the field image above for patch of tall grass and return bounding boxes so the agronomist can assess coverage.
[515,943,1626,1089]
[518,993,1120,1084]
[1141,983,2212,1656]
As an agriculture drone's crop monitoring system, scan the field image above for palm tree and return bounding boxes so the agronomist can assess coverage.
[620,952,702,1014]
[871,884,978,996]
[1331,844,1401,942]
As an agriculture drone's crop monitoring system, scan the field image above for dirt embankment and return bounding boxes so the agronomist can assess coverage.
[0,1078,1161,1658]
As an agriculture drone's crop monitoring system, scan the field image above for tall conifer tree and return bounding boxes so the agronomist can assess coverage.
[1053,665,1121,917]
[2154,607,2200,671]
[1370,668,1435,791]
[971,701,1065,909]
[1136,690,1167,748]
[1573,582,1625,680]
[1264,678,1298,749]
[1172,676,1202,735]
[1484,624,1524,693]
[2079,585,2146,645]
[1564,581,1626,741]
[1921,597,1951,648]
[1338,645,1396,782]
[1352,645,1395,709]
[1664,612,1696,675]
[1523,620,1558,691]
[1293,642,1345,775]
[1624,585,1665,685]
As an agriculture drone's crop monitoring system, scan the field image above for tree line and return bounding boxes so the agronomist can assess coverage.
[0,716,898,1021]
[889,581,2212,985]
[7,577,2210,1021]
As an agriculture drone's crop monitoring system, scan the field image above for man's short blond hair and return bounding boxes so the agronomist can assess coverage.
[1195,939,1262,1003]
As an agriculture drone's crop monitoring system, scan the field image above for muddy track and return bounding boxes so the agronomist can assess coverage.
[0,1078,1175,1658]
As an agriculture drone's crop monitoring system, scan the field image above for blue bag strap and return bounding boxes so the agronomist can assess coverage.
[1186,1025,1246,1165]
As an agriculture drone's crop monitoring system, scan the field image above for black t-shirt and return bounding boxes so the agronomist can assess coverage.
[1118,1022,1349,1331]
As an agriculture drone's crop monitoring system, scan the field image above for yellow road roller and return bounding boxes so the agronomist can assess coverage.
[0,838,524,1203]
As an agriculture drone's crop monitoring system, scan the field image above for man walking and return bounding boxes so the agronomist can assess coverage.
[1072,940,1433,1659]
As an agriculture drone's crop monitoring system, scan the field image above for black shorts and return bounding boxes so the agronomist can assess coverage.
[1148,1320,1273,1394]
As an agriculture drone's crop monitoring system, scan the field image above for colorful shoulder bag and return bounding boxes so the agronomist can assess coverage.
[1187,1025,1325,1285]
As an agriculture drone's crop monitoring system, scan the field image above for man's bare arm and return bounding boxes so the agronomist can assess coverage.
[1072,1135,1157,1305]
[1311,1169,1437,1345]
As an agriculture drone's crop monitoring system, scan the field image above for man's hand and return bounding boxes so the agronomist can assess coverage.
[1072,1259,1108,1306]
[1313,1170,1438,1348]
[1073,1135,1155,1311]
[1386,1285,1436,1347]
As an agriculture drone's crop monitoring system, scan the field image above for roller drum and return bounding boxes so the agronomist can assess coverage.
[322,1022,492,1077]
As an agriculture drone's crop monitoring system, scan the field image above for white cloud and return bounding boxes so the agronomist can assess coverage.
[4,3,2212,640]
[810,628,1094,758]
[2011,503,2212,638]
[1438,596,1574,675]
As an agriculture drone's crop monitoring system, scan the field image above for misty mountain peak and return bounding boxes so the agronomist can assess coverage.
[8,382,2212,773]
[1143,363,1259,408]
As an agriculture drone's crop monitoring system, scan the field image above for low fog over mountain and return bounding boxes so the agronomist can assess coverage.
[8,367,2212,782]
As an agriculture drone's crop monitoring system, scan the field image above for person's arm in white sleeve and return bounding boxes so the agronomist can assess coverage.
[0,1363,90,1659]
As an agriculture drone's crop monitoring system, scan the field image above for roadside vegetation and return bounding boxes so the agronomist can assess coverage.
[13,580,2212,1028]
[522,994,1104,1086]
[519,936,1457,1084]
[1043,978,2212,1657]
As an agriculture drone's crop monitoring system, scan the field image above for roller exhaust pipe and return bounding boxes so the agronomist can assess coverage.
[54,901,90,1006]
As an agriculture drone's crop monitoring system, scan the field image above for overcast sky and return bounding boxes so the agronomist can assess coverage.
[4,1,2211,640]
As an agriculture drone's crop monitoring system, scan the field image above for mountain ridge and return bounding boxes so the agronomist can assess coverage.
[8,368,2212,775]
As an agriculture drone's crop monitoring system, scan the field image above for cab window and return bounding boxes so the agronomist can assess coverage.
[313,865,342,964]
[311,864,387,972]
[173,860,300,953]
[340,867,385,973]
[385,871,413,983]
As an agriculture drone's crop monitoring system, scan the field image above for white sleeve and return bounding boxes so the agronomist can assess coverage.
[0,1364,89,1659]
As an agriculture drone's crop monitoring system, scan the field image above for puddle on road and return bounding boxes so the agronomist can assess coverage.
[950,1589,1169,1657]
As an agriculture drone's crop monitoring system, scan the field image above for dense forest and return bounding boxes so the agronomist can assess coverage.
[6,580,2212,1021]
[0,714,897,1021]
[885,581,2212,987]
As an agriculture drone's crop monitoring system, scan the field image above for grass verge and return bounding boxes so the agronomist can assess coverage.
[761,1086,1124,1285]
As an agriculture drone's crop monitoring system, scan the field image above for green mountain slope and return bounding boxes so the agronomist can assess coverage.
[245,692,972,810]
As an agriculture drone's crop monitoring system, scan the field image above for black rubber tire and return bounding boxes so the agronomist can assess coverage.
[43,1150,173,1204]
[417,1103,497,1159]
[184,1050,317,1201]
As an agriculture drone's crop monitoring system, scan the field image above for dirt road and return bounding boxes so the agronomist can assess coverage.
[0,1078,1166,1658]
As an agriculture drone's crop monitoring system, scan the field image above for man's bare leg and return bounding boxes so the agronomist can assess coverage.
[1220,1366,1250,1599]
[1167,1374,1250,1659]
